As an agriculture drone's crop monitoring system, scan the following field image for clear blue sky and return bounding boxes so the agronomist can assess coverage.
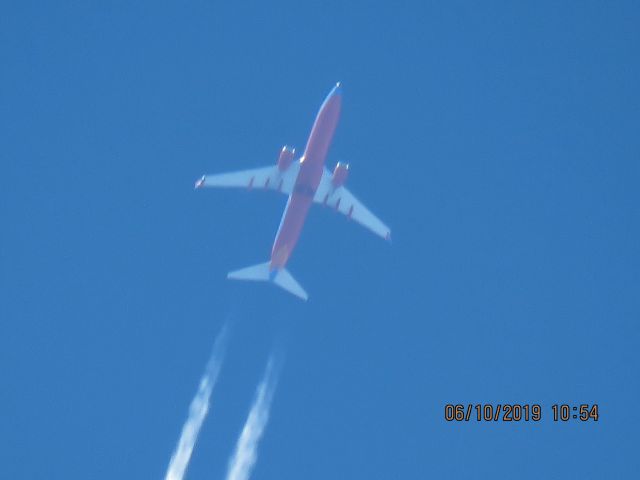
[2,1,639,478]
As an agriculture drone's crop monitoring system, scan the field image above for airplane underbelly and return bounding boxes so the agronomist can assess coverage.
[270,193,314,269]
[269,87,341,271]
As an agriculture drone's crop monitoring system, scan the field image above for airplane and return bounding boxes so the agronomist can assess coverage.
[195,83,390,300]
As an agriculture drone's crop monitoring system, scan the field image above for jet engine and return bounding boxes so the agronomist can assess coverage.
[277,146,296,171]
[331,162,349,187]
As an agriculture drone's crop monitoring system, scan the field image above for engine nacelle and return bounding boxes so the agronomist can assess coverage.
[277,146,296,171]
[331,162,349,187]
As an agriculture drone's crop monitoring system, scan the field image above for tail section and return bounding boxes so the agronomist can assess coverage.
[272,268,308,301]
[227,262,271,281]
[227,262,308,301]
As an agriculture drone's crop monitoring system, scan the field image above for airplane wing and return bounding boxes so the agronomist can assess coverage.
[313,168,391,241]
[196,161,300,195]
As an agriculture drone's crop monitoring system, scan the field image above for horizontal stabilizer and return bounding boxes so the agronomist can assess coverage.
[272,269,308,301]
[227,262,308,301]
[228,262,271,281]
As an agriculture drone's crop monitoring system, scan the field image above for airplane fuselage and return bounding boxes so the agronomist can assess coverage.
[270,84,342,270]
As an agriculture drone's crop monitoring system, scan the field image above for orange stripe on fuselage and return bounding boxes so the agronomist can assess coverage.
[270,86,342,270]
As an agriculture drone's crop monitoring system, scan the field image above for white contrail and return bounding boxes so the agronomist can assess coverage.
[225,354,281,480]
[165,325,229,480]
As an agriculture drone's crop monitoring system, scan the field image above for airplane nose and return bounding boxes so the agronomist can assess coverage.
[319,82,343,112]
